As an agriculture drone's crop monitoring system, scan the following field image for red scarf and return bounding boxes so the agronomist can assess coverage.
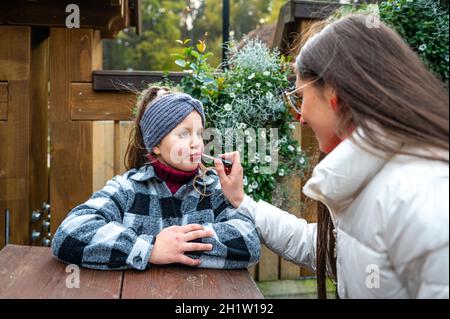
[146,154,198,194]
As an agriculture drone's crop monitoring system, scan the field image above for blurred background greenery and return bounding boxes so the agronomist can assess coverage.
[103,0,290,70]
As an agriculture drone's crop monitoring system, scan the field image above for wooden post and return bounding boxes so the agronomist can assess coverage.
[280,122,303,279]
[49,28,102,232]
[0,26,49,248]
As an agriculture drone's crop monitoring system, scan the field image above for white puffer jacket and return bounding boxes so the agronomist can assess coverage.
[239,132,449,298]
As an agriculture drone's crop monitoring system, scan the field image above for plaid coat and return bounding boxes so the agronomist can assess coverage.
[51,164,261,271]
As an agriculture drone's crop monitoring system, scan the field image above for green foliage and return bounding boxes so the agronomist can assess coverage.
[379,0,449,85]
[103,0,287,71]
[333,0,449,86]
[172,37,308,204]
[103,0,186,70]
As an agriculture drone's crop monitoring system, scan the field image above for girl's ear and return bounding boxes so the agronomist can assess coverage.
[328,90,339,113]
[152,146,161,155]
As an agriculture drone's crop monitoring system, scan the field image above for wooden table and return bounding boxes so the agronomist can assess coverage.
[0,245,264,299]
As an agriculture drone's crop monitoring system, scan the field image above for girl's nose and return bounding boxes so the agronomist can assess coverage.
[191,135,203,148]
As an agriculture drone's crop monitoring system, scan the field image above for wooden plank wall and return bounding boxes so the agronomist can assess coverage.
[48,28,101,233]
[0,26,49,248]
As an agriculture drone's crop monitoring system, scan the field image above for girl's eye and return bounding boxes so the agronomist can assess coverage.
[179,131,190,138]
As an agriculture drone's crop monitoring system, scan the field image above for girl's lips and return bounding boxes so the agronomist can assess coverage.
[190,154,202,161]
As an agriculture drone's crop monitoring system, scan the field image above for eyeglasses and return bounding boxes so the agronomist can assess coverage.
[282,79,319,116]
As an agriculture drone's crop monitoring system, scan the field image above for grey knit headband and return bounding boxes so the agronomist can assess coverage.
[140,93,206,152]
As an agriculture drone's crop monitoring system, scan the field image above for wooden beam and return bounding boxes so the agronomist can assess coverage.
[293,0,341,20]
[49,28,97,233]
[70,82,136,120]
[272,0,342,53]
[0,26,32,247]
[280,122,303,280]
[29,28,50,246]
[92,70,186,92]
[0,0,141,39]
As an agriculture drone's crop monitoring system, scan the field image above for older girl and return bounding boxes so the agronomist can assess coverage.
[215,14,449,298]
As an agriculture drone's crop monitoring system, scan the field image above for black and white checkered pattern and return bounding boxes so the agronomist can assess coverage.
[52,165,261,270]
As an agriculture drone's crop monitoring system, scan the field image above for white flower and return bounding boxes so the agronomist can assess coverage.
[246,135,253,143]
[288,145,295,152]
[278,169,285,177]
[265,155,272,163]
[238,123,247,129]
[229,92,236,98]
[267,83,273,87]
[248,73,255,80]
[244,130,250,136]
[280,136,287,143]
[236,83,242,88]
[266,92,274,99]
[253,166,260,174]
[419,44,427,52]
[299,157,306,165]
[251,181,259,189]
[248,186,253,193]
[297,146,302,153]
[288,123,296,130]
[224,103,232,111]
[255,83,261,89]
[243,176,248,186]
[263,71,271,76]
[445,55,449,62]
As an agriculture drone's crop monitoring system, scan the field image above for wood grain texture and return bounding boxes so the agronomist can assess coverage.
[70,82,135,121]
[0,82,7,121]
[0,26,32,248]
[0,1,140,39]
[0,245,122,299]
[49,28,96,232]
[121,265,264,299]
[280,122,303,279]
[258,246,279,282]
[29,28,50,246]
[0,245,263,299]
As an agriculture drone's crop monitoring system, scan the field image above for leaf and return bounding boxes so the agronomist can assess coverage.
[184,39,192,45]
[175,59,186,68]
[171,53,184,60]
[191,50,200,59]
[176,40,184,45]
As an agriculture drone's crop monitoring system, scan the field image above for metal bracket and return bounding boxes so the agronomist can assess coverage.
[30,202,51,246]
[5,209,10,245]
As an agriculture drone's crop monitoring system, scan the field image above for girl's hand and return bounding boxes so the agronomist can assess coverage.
[149,224,214,266]
[214,151,245,208]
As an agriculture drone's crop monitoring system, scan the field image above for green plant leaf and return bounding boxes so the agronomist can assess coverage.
[175,59,186,68]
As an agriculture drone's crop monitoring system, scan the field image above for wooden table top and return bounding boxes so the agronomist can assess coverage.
[0,245,263,299]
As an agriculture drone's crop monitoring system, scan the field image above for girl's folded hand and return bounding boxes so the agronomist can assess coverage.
[149,224,214,266]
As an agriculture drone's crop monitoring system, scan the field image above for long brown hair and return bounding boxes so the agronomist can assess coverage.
[296,14,449,298]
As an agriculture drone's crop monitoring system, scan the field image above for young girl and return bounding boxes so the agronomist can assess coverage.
[51,87,261,270]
